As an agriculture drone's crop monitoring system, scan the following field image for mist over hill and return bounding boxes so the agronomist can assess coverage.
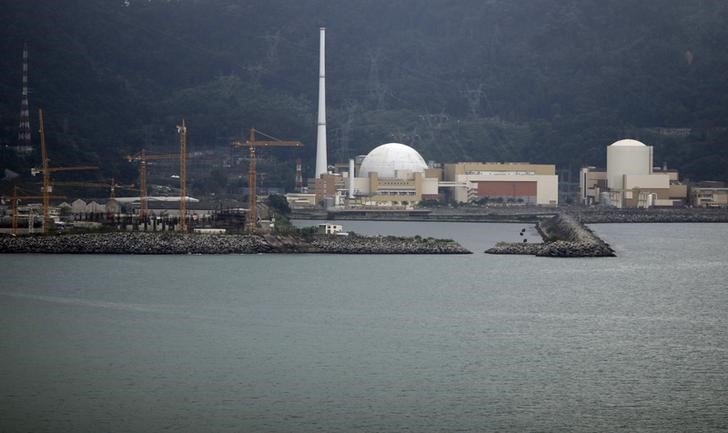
[1,0,727,187]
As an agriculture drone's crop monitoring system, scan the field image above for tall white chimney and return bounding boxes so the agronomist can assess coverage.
[315,27,328,179]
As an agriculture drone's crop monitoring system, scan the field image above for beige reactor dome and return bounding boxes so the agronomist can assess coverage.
[607,138,652,190]
[358,143,428,178]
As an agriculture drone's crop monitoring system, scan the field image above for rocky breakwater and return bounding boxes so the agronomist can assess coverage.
[485,214,615,257]
[310,234,471,254]
[0,232,470,255]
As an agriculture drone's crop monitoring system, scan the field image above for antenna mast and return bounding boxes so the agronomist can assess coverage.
[177,120,188,232]
[295,158,303,192]
[17,43,32,155]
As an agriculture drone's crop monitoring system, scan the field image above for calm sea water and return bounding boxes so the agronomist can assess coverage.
[1,222,726,433]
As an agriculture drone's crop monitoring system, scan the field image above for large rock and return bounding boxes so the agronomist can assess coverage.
[485,214,615,257]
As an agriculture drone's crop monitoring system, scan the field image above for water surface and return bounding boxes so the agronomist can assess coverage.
[1,223,726,432]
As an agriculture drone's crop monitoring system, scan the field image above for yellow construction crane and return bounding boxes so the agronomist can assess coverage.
[8,186,65,236]
[126,149,178,222]
[127,121,188,231]
[231,128,303,232]
[32,109,98,234]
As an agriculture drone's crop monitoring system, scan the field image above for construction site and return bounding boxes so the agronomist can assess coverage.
[0,110,304,235]
[0,39,314,236]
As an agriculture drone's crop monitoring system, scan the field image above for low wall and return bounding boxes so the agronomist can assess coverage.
[570,208,728,223]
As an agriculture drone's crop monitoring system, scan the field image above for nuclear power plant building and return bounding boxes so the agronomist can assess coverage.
[301,27,558,208]
[302,141,560,207]
[347,143,440,205]
[580,139,687,207]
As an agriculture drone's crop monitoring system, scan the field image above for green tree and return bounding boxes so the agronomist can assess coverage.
[267,194,291,216]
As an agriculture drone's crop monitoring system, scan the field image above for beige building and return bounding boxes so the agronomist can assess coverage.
[579,167,608,205]
[284,193,317,209]
[345,143,440,206]
[690,183,728,208]
[349,171,439,205]
[580,139,687,208]
[442,162,559,205]
[307,173,346,206]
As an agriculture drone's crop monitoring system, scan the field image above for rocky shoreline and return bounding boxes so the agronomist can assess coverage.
[0,232,471,255]
[485,214,616,257]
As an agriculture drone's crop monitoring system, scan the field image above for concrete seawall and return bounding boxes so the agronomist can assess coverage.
[293,207,728,224]
[486,214,615,257]
[570,208,728,223]
[0,232,471,255]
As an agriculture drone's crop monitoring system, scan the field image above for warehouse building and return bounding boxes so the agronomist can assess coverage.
[690,182,728,208]
[441,162,559,205]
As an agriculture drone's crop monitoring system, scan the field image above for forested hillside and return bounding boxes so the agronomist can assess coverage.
[1,0,727,187]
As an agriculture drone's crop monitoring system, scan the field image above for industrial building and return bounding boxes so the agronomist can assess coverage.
[690,182,728,208]
[441,162,559,205]
[580,139,687,208]
[300,141,559,207]
[346,143,440,205]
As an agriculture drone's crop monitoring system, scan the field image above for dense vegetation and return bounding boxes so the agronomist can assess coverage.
[1,0,727,192]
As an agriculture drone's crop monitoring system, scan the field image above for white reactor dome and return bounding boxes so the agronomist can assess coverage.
[609,139,647,147]
[358,143,428,178]
[607,138,652,190]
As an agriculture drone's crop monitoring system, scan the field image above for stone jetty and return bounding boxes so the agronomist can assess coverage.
[0,232,471,255]
[486,213,615,257]
[309,234,470,254]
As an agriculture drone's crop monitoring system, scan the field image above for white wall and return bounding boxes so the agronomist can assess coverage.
[351,177,371,195]
[607,145,652,190]
[421,177,439,195]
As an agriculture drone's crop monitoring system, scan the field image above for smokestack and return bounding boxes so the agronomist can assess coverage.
[349,158,355,198]
[315,27,328,179]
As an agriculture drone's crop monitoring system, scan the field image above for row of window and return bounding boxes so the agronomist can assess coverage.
[376,191,417,196]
